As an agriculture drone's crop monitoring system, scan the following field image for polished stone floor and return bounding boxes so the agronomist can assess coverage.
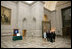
[1,36,71,48]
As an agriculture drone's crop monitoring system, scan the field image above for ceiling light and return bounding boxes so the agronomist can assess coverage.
[25,1,34,4]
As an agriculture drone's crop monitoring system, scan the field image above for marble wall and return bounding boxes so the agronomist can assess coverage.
[30,1,44,37]
[44,8,51,21]
[1,1,44,37]
[17,1,31,36]
[1,1,71,36]
[44,8,57,35]
[44,1,71,36]
[53,1,71,36]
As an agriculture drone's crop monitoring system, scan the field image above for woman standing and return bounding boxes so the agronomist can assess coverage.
[43,31,47,41]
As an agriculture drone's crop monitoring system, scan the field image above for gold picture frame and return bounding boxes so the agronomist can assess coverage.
[1,6,11,25]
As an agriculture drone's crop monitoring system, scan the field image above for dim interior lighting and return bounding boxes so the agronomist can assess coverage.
[25,1,34,4]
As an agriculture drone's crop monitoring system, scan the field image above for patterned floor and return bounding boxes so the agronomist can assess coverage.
[1,36,71,48]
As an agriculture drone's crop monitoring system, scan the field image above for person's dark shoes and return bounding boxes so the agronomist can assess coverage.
[53,39,55,42]
[47,39,50,41]
[54,40,55,42]
[50,41,53,43]
[51,42,53,43]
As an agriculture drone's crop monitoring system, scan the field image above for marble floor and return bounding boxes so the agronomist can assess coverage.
[1,36,71,48]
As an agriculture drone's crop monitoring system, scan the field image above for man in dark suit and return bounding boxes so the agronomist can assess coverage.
[52,31,56,42]
[46,30,50,41]
[50,31,56,43]
[50,32,53,43]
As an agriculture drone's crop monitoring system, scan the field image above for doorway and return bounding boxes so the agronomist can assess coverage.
[42,15,51,38]
[61,6,71,38]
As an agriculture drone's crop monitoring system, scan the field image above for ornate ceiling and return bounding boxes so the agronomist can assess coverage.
[11,1,71,11]
[44,1,57,11]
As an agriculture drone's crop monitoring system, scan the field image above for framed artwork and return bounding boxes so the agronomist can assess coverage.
[1,6,11,25]
[42,21,51,38]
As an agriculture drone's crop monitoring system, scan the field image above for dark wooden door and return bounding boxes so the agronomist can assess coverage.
[61,6,71,38]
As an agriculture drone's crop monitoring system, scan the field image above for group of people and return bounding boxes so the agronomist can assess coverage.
[43,30,56,43]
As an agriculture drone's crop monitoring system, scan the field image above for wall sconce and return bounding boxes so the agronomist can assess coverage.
[33,17,36,21]
[23,18,26,22]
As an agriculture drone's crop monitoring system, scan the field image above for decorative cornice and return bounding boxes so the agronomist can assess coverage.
[44,7,56,12]
[12,1,45,6]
